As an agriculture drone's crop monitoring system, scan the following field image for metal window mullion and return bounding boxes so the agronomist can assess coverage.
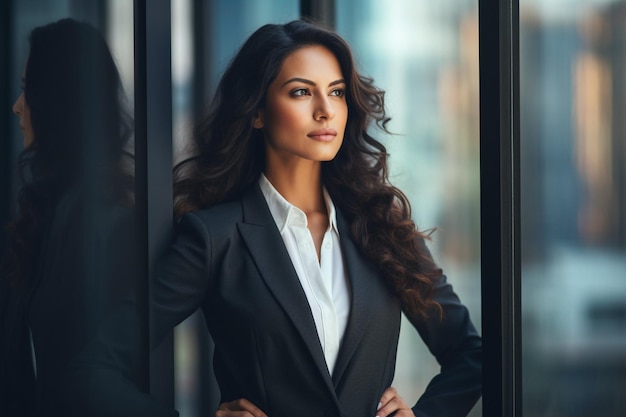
[300,0,336,27]
[134,0,174,403]
[479,0,521,416]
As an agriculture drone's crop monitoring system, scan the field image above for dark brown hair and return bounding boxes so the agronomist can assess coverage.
[174,19,441,321]
[2,18,133,289]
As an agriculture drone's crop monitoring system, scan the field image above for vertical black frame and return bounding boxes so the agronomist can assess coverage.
[134,0,174,403]
[301,0,335,27]
[479,0,521,416]
[192,0,210,122]
[0,0,13,255]
[190,1,223,414]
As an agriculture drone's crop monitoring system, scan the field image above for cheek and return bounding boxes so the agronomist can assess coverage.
[336,106,348,135]
[340,106,348,125]
[24,108,32,126]
[267,102,306,133]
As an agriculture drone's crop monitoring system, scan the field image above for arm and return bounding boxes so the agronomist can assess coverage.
[376,274,481,417]
[51,205,179,416]
[61,212,213,416]
[409,242,482,417]
[410,274,482,417]
[150,212,213,347]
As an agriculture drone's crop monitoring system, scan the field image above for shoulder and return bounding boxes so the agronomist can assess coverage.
[177,198,244,240]
[179,183,267,230]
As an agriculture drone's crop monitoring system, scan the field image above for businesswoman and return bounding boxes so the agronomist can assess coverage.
[155,19,481,417]
[0,18,136,416]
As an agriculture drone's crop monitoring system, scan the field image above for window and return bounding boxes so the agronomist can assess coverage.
[520,1,626,415]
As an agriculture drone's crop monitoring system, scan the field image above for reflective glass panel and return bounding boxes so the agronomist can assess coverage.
[520,1,626,416]
[4,1,138,414]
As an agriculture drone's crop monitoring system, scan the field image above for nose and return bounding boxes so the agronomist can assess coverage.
[314,95,335,121]
[13,93,23,116]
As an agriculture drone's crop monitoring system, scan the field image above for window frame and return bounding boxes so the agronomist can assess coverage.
[478,0,521,415]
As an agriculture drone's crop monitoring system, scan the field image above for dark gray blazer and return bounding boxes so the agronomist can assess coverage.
[150,183,481,417]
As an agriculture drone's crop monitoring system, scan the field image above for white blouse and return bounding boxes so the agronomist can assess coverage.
[258,174,351,374]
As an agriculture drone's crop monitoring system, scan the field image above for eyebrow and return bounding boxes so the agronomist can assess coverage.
[281,77,346,88]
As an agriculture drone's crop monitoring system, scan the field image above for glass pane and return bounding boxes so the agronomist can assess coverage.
[336,2,481,416]
[3,0,137,414]
[520,1,626,416]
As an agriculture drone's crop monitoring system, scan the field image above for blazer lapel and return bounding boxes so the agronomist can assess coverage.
[331,210,377,386]
[236,185,338,397]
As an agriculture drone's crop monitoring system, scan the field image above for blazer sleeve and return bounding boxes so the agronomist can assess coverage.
[409,240,482,417]
[53,203,178,417]
[150,212,213,347]
[59,211,213,417]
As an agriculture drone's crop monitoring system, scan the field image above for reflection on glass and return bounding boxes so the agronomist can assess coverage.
[521,1,626,416]
[336,2,481,416]
[106,0,135,105]
[1,9,137,415]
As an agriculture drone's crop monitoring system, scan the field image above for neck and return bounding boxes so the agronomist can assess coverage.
[264,160,325,214]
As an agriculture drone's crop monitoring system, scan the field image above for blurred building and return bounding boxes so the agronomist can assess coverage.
[520,2,626,416]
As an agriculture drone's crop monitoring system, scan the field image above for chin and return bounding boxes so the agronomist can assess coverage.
[314,147,342,162]
[313,152,340,162]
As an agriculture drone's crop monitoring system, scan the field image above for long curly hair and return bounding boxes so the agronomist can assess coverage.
[1,18,133,289]
[174,19,441,321]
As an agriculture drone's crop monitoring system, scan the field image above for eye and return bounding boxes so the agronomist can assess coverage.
[290,88,310,97]
[330,88,345,97]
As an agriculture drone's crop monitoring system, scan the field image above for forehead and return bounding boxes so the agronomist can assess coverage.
[275,45,343,80]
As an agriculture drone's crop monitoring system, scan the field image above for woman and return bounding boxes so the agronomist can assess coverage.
[154,19,481,417]
[0,18,137,416]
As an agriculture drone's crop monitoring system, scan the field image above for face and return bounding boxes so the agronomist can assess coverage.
[254,45,348,166]
[13,65,35,148]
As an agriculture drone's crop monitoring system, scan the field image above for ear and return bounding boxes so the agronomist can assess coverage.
[252,111,264,129]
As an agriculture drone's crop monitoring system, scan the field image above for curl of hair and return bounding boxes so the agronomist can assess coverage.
[1,18,134,289]
[174,19,441,321]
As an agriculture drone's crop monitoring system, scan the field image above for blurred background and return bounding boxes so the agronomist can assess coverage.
[520,1,626,416]
[2,1,625,416]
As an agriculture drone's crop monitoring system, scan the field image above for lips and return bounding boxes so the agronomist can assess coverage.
[307,128,337,142]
